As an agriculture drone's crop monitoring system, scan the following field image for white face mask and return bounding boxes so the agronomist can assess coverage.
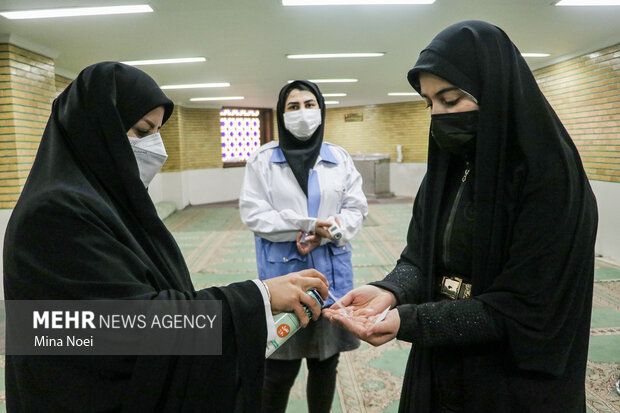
[128,132,168,188]
[283,108,321,141]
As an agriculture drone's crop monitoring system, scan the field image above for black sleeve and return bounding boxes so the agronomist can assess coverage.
[396,298,505,347]
[369,260,424,306]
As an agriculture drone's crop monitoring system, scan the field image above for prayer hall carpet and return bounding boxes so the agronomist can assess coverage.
[0,199,618,412]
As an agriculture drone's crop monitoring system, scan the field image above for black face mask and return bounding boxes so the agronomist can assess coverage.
[431,110,479,159]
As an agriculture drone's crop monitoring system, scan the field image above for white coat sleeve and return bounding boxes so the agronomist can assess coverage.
[239,156,316,242]
[327,153,368,246]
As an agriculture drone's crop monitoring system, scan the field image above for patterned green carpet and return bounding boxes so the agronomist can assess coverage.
[0,200,618,412]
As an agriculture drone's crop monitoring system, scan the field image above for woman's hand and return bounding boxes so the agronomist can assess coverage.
[324,285,396,318]
[323,285,399,346]
[296,231,321,255]
[263,269,329,327]
[327,308,400,347]
[314,219,333,239]
[296,219,335,255]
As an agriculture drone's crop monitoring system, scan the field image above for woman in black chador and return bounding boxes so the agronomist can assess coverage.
[325,21,598,412]
[3,62,327,412]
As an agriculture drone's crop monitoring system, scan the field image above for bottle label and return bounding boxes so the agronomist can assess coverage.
[265,289,323,358]
[277,324,291,338]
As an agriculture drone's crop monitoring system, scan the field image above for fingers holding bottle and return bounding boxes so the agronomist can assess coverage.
[263,269,328,318]
[314,219,333,239]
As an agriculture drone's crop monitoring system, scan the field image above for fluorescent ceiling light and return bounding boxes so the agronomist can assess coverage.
[311,79,358,83]
[190,96,244,102]
[283,0,434,5]
[522,53,551,57]
[325,101,340,104]
[323,93,347,97]
[388,92,419,96]
[161,82,230,90]
[122,57,206,66]
[556,0,620,5]
[289,79,358,83]
[287,53,384,59]
[0,5,153,19]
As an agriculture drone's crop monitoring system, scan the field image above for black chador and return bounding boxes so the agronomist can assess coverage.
[4,62,267,412]
[373,21,598,413]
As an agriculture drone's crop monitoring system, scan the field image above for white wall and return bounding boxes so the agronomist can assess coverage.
[589,180,620,264]
[186,168,247,206]
[148,167,247,209]
[148,171,189,209]
[390,162,427,197]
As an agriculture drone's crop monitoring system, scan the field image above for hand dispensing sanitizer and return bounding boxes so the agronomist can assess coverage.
[265,289,324,358]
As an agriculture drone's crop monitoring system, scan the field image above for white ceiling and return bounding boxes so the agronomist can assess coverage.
[0,0,618,109]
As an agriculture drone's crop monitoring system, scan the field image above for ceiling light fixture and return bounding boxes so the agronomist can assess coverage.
[0,5,153,19]
[521,53,551,57]
[287,53,384,59]
[556,0,620,5]
[161,82,230,90]
[325,101,340,104]
[190,96,245,102]
[283,0,434,5]
[288,79,358,83]
[122,57,206,66]
[388,92,419,96]
[323,93,347,97]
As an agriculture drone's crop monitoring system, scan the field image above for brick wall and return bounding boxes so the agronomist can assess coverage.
[55,74,71,96]
[322,101,429,163]
[534,43,619,183]
[160,108,183,172]
[272,101,430,163]
[179,107,221,170]
[0,44,55,208]
[160,106,222,171]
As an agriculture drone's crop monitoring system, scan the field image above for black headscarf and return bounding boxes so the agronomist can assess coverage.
[4,62,266,411]
[404,18,597,379]
[276,80,326,196]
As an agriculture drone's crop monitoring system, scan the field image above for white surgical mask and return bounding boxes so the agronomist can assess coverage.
[283,108,321,141]
[128,132,168,188]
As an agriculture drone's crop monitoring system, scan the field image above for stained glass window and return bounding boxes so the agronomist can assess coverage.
[220,108,262,163]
